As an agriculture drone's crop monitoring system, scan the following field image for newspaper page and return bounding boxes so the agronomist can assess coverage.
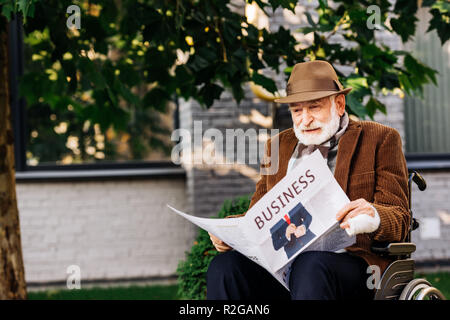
[168,150,356,290]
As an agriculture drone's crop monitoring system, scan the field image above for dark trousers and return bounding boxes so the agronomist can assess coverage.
[206,250,375,300]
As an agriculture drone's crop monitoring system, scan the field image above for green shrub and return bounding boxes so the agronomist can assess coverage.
[176,195,251,300]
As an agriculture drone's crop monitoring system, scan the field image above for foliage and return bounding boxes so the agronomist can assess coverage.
[294,0,447,119]
[0,0,38,21]
[176,195,251,300]
[20,0,176,164]
[1,0,449,163]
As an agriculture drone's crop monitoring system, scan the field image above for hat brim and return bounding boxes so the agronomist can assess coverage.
[274,87,352,104]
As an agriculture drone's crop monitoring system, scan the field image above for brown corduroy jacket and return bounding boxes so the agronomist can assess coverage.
[238,119,410,276]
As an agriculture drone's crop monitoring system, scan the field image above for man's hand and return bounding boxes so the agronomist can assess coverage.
[294,224,306,238]
[336,198,376,229]
[285,223,297,241]
[209,232,232,252]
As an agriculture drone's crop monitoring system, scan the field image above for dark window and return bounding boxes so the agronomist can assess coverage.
[9,16,177,172]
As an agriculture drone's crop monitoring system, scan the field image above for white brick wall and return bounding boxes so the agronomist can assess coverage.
[17,178,194,284]
[410,172,450,262]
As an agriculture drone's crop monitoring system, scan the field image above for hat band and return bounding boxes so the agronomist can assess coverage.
[287,79,342,95]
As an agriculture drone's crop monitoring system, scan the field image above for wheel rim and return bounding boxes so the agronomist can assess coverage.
[416,287,446,300]
[399,279,431,300]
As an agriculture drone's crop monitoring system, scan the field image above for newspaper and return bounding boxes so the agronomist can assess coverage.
[168,150,356,290]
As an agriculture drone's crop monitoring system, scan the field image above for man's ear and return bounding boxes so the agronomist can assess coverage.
[336,94,346,116]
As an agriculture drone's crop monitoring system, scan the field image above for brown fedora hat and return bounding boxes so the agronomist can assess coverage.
[274,60,352,104]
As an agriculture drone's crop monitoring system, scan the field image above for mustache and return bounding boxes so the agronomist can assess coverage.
[296,122,324,130]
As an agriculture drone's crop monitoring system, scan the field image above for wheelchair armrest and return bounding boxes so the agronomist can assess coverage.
[371,242,416,256]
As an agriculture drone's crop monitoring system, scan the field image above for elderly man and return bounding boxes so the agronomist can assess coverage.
[206,60,409,300]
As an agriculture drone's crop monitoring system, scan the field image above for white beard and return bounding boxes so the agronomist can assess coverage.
[293,99,341,146]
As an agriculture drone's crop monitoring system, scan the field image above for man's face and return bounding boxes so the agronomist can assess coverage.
[289,94,346,145]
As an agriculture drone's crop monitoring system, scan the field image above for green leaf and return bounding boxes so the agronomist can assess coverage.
[403,54,439,90]
[296,26,316,34]
[365,97,386,119]
[267,0,297,13]
[249,53,265,71]
[379,72,400,90]
[1,2,14,20]
[251,72,277,94]
[283,66,294,74]
[431,1,450,13]
[199,83,224,108]
[304,11,317,26]
[346,94,367,119]
[426,8,450,44]
[189,55,210,72]
[18,0,37,19]
[344,75,369,90]
[143,88,170,112]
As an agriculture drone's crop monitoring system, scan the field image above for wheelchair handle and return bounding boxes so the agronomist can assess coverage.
[405,170,427,244]
[409,171,426,191]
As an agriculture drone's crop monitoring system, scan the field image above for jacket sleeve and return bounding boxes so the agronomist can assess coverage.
[302,210,312,230]
[271,221,288,251]
[370,129,410,242]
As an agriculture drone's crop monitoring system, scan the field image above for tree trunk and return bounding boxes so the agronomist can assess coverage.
[0,15,27,299]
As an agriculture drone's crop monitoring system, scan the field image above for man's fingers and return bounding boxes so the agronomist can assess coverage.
[336,199,366,221]
[208,232,224,245]
[339,207,369,229]
[215,242,232,252]
[340,222,350,229]
[286,225,296,241]
[208,232,217,240]
[340,207,366,224]
[209,232,231,251]
[336,201,358,221]
[215,243,231,252]
[210,237,224,245]
[339,201,376,229]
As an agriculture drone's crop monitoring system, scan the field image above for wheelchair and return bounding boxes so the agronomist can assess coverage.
[371,170,446,300]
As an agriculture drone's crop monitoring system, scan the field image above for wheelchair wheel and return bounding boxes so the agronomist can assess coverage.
[399,278,446,300]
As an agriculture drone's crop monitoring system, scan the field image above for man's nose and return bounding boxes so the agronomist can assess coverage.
[302,110,314,127]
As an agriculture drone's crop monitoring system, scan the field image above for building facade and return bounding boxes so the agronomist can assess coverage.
[14,1,450,286]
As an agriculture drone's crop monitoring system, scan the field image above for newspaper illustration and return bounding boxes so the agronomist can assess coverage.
[168,150,356,290]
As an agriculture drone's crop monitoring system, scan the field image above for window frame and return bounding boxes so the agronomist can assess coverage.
[405,153,450,171]
[9,17,184,181]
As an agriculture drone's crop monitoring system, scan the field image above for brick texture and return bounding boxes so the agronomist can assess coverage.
[17,178,194,283]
